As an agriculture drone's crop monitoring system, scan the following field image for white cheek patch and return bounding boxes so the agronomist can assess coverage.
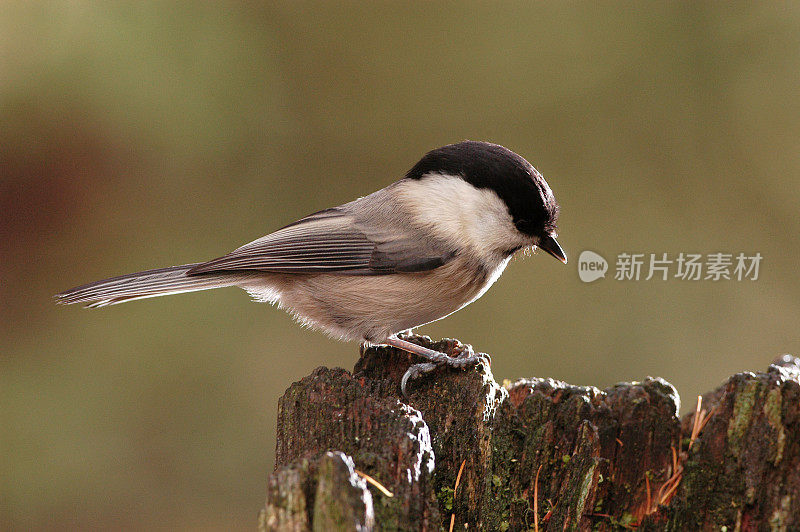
[396,173,529,254]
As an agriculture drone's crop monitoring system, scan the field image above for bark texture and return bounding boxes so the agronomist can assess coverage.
[259,337,800,531]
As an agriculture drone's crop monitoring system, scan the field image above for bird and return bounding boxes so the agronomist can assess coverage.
[56,141,566,394]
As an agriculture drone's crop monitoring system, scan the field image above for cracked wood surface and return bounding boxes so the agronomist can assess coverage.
[259,337,800,531]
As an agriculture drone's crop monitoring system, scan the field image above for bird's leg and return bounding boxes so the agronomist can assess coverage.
[385,335,486,395]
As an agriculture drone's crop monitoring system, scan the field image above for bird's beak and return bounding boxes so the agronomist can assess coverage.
[538,235,567,264]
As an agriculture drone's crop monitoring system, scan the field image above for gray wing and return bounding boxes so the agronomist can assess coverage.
[187,207,454,276]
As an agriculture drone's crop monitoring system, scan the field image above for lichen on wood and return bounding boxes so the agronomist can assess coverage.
[260,337,800,531]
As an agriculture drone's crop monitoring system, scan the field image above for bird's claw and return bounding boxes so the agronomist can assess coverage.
[400,349,489,396]
[400,362,437,396]
[449,342,490,366]
[451,342,474,357]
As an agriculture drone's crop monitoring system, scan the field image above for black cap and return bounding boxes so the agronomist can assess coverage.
[406,141,560,239]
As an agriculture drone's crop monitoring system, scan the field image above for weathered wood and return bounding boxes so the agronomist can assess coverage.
[260,336,800,531]
[641,354,800,531]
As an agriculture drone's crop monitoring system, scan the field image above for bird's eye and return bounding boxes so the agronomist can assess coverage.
[514,219,537,236]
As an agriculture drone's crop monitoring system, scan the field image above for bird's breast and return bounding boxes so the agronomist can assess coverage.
[254,253,510,343]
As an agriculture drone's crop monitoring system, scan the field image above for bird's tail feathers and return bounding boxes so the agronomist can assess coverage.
[55,264,246,308]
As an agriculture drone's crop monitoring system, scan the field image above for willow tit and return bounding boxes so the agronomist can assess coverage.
[57,141,566,393]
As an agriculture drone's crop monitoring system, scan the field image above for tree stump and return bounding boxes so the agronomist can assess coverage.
[258,336,800,531]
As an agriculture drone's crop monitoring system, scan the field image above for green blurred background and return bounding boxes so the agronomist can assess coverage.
[3,3,799,530]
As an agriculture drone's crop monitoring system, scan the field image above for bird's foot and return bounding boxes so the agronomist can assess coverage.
[400,362,438,395]
[385,335,488,395]
[451,342,491,367]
